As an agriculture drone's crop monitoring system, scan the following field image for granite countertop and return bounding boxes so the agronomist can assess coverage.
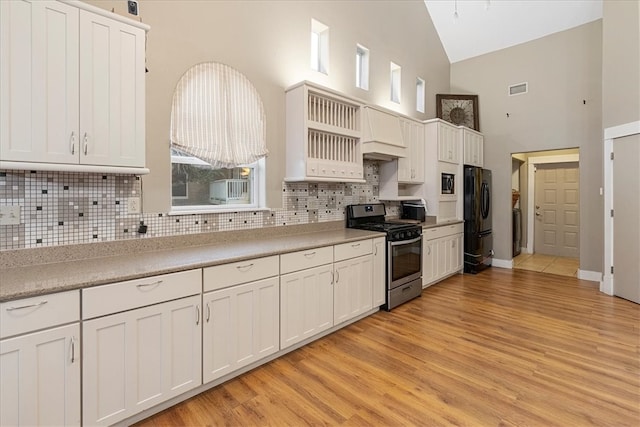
[422,219,464,229]
[388,217,464,229]
[0,225,383,302]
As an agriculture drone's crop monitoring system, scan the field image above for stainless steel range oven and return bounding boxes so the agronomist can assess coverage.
[346,203,422,310]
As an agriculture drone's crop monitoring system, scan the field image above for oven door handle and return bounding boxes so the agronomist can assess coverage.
[389,236,422,247]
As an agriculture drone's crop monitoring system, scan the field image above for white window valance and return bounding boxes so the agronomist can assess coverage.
[170,62,268,169]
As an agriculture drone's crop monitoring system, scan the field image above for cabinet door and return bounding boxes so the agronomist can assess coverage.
[453,233,464,272]
[334,255,373,325]
[280,264,334,349]
[0,0,79,164]
[413,123,425,182]
[83,296,201,426]
[398,120,425,184]
[79,10,145,167]
[422,238,436,287]
[397,119,413,182]
[438,123,460,164]
[1,324,80,427]
[463,130,484,167]
[203,277,279,384]
[436,237,450,280]
[372,237,386,307]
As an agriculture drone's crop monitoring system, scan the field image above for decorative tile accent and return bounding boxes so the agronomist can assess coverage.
[0,161,397,251]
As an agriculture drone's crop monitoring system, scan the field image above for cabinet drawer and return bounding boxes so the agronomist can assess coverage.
[203,255,279,292]
[1,290,79,339]
[82,269,202,319]
[334,239,372,262]
[423,223,464,241]
[280,246,333,275]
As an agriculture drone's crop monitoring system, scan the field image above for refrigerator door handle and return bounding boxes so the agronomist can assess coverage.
[481,182,491,219]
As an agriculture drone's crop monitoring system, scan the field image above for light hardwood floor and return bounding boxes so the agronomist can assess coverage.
[135,269,639,426]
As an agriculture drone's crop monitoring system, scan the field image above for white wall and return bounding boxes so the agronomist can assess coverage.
[85,0,451,212]
[451,22,603,272]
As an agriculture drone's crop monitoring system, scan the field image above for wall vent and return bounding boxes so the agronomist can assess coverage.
[509,82,528,96]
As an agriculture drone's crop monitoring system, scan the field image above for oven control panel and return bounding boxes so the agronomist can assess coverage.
[388,227,422,242]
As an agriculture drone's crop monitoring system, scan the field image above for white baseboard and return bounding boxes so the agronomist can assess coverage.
[578,269,602,283]
[492,258,513,269]
[520,247,530,254]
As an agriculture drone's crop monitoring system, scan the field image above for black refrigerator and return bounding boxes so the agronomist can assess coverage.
[464,166,493,273]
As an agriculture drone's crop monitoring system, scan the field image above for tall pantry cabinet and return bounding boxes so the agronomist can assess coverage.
[0,0,148,172]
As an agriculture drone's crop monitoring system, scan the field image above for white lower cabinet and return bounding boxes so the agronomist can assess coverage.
[372,237,386,308]
[202,276,279,383]
[280,264,334,349]
[334,254,373,325]
[82,294,202,426]
[1,237,389,425]
[1,324,81,426]
[423,223,464,287]
[0,290,81,427]
[423,238,436,286]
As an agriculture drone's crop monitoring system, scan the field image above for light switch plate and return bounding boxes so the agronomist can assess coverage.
[0,205,21,225]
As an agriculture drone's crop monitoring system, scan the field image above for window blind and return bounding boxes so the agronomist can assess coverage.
[170,62,268,169]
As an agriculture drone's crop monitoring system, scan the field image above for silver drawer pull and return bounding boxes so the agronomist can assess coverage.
[70,131,76,155]
[136,280,163,289]
[6,300,48,311]
[70,337,76,364]
[351,243,360,248]
[304,251,316,258]
[236,263,254,271]
[83,132,88,155]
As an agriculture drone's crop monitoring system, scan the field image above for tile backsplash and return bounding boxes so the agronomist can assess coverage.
[0,161,397,251]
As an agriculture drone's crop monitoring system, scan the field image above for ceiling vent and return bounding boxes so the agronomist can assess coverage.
[509,82,528,96]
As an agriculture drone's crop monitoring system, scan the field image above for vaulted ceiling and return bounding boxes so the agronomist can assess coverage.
[423,0,603,63]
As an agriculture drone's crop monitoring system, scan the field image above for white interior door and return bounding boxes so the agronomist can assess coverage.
[613,135,640,303]
[534,162,580,257]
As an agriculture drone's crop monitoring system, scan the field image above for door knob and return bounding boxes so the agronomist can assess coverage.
[535,212,541,217]
[536,205,540,209]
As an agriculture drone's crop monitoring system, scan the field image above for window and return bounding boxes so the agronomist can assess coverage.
[416,78,425,113]
[355,44,369,90]
[390,62,401,103]
[170,62,267,212]
[311,19,329,74]
[171,149,261,209]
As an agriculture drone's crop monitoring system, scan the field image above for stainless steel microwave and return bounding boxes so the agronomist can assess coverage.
[441,173,455,194]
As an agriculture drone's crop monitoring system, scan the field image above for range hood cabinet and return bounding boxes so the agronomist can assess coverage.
[361,106,406,161]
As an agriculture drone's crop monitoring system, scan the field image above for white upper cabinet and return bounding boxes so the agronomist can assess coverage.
[397,118,425,184]
[462,127,484,167]
[0,0,79,165]
[285,82,364,182]
[79,10,146,168]
[0,0,149,173]
[435,120,461,164]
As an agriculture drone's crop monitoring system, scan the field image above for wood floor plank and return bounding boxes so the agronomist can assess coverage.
[134,268,640,426]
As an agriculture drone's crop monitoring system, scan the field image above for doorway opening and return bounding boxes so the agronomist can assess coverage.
[511,148,580,277]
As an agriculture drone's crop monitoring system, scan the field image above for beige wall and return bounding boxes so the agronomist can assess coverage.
[451,22,603,272]
[602,0,640,129]
[85,0,450,212]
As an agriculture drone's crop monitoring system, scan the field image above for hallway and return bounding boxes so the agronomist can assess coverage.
[513,253,579,277]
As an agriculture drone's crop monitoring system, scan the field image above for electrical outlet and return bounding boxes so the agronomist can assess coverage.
[127,197,141,214]
[0,205,21,225]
